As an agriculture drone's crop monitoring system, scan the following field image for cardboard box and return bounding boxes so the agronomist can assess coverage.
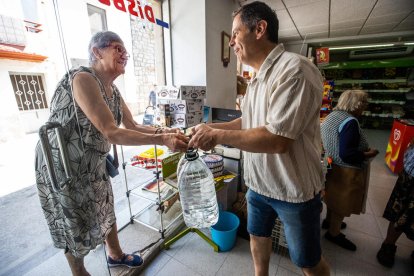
[170,111,203,128]
[385,119,414,173]
[158,99,204,114]
[154,104,171,127]
[186,99,204,112]
[156,86,179,99]
[179,85,206,100]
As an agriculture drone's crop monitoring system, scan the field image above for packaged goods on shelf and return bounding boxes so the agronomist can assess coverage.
[179,85,207,100]
[170,111,203,128]
[131,147,165,169]
[156,104,171,127]
[201,154,224,178]
[156,86,179,99]
[158,98,204,114]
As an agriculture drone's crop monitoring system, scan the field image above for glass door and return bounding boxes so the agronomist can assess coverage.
[0,0,169,275]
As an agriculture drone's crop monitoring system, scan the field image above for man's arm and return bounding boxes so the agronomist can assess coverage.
[189,124,292,154]
[208,118,242,130]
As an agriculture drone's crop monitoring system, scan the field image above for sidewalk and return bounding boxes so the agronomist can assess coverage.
[0,133,38,197]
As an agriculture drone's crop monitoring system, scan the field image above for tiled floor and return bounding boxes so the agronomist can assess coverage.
[141,129,414,276]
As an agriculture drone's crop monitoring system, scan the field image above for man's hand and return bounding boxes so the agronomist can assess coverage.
[188,124,218,151]
[162,133,189,152]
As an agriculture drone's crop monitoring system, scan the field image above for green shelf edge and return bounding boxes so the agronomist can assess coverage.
[319,57,414,69]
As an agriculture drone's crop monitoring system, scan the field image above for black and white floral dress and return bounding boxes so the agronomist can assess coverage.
[34,66,123,258]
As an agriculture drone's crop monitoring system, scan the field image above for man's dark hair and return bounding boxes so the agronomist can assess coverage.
[233,1,278,43]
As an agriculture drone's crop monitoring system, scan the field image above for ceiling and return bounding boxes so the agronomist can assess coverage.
[237,0,414,46]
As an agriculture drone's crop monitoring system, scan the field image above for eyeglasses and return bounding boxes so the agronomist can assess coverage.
[107,44,130,58]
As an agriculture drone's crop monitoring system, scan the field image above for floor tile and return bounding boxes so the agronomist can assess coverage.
[216,238,279,276]
[343,212,382,238]
[162,231,195,257]
[172,232,229,275]
[141,252,171,276]
[367,186,393,217]
[156,258,202,276]
[275,265,301,275]
[278,255,303,275]
[334,253,399,276]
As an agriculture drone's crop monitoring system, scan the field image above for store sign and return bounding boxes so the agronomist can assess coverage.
[98,0,169,29]
[316,47,329,65]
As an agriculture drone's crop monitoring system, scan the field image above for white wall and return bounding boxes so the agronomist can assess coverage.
[0,60,53,139]
[169,0,238,109]
[205,0,238,109]
[170,0,206,86]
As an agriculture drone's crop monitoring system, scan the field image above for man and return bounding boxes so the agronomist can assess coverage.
[189,2,330,276]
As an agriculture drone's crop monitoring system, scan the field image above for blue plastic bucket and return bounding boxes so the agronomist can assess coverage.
[210,211,240,252]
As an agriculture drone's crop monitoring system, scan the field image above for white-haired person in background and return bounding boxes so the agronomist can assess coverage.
[321,90,379,251]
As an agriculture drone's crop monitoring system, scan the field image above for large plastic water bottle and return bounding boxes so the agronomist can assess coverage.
[178,149,219,228]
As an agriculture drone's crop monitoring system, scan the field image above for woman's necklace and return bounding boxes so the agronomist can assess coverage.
[92,68,113,99]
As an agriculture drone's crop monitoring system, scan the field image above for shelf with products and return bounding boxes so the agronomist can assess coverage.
[332,98,406,105]
[322,64,413,129]
[320,80,334,122]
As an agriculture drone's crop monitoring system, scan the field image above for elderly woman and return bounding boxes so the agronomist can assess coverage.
[377,139,414,269]
[34,31,188,275]
[321,90,379,251]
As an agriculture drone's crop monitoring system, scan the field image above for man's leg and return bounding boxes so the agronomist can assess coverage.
[246,189,277,276]
[250,235,273,276]
[65,251,90,276]
[302,256,330,276]
[276,194,330,276]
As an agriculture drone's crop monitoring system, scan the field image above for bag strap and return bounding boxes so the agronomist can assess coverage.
[112,144,119,168]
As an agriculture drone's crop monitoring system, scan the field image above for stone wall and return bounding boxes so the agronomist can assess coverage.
[129,16,157,115]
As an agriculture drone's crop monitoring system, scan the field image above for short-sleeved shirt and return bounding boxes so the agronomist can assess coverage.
[241,44,324,203]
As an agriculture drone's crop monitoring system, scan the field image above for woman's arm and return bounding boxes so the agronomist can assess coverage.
[72,73,188,151]
[338,120,365,164]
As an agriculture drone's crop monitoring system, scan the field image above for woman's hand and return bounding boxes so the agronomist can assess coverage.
[161,132,189,152]
[162,128,182,134]
[364,148,379,159]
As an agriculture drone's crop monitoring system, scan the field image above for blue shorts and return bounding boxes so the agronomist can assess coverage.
[246,189,322,268]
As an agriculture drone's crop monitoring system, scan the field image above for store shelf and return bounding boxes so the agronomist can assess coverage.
[334,89,410,93]
[121,144,184,236]
[319,57,414,69]
[368,100,406,105]
[333,78,407,84]
[130,182,178,204]
[131,199,183,232]
[362,113,402,118]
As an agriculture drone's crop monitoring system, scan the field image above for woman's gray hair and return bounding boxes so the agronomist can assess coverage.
[334,90,368,113]
[88,31,123,65]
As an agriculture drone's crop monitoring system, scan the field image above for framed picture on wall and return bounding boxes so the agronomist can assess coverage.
[222,31,230,67]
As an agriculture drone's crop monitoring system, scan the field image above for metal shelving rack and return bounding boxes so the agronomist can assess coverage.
[119,145,183,238]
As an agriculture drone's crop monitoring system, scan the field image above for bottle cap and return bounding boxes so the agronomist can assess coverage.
[185,148,199,161]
